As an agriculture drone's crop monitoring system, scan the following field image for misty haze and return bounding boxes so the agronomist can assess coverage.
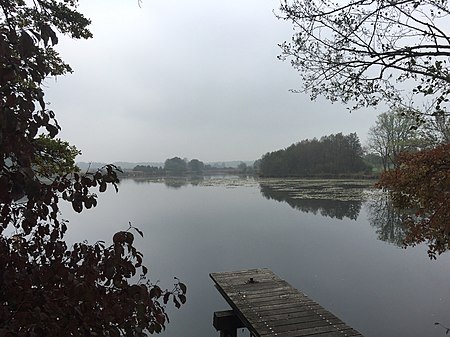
[2,1,450,337]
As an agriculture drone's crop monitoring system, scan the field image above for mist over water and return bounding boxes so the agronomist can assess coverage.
[61,177,450,337]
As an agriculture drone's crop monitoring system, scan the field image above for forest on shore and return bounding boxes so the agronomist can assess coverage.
[257,133,371,177]
[127,132,376,178]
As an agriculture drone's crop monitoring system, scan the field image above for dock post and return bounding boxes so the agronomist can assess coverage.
[213,310,245,337]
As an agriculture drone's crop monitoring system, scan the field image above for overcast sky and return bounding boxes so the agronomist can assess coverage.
[46,0,380,163]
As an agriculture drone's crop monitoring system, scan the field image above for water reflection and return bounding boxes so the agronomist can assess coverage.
[259,179,372,220]
[164,178,189,189]
[365,191,408,246]
[60,177,450,337]
[129,176,205,189]
[164,176,205,188]
[257,178,450,260]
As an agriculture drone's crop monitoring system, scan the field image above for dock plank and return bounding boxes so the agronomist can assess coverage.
[210,268,363,337]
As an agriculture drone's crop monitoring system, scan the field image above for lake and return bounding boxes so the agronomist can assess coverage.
[61,177,450,337]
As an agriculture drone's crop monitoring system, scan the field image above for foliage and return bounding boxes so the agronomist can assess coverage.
[378,143,450,259]
[367,109,422,171]
[34,135,81,177]
[418,111,450,146]
[133,165,164,175]
[259,133,370,177]
[253,159,261,174]
[132,159,256,177]
[362,153,383,172]
[278,0,450,117]
[187,159,204,174]
[237,162,248,174]
[0,223,187,336]
[164,157,187,175]
[0,1,185,336]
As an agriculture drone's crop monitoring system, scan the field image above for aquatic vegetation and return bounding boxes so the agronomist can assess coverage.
[258,178,375,202]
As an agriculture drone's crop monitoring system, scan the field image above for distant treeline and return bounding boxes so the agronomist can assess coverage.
[129,133,374,178]
[131,157,253,176]
[132,165,165,174]
[259,133,371,177]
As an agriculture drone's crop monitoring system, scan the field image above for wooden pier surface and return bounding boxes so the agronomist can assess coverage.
[210,268,363,337]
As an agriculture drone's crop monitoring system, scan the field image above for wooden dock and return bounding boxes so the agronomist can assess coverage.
[210,268,363,337]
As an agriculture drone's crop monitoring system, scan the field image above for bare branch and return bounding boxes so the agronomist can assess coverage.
[278,0,450,113]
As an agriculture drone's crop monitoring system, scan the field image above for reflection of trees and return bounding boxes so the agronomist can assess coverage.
[188,176,204,186]
[163,176,205,188]
[164,178,189,189]
[131,177,164,184]
[259,184,362,220]
[129,176,204,188]
[365,191,407,247]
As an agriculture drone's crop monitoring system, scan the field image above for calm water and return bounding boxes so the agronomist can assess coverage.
[62,177,450,337]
